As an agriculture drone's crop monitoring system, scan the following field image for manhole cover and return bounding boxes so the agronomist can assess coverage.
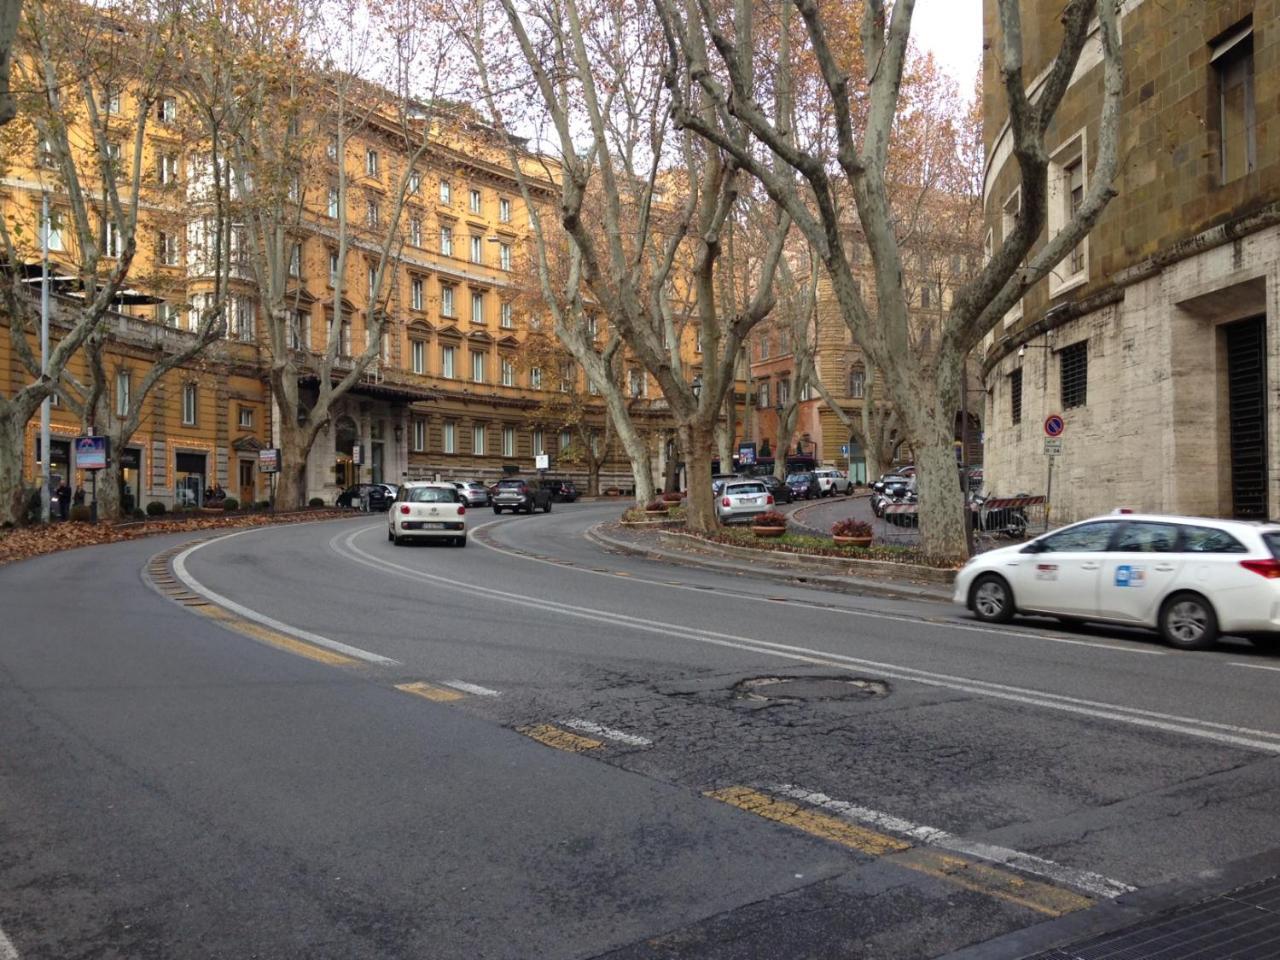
[733,675,889,702]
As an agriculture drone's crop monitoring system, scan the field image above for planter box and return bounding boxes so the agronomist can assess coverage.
[833,535,873,548]
[752,525,787,538]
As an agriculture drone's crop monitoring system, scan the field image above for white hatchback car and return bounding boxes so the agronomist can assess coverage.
[814,468,852,496]
[388,481,468,547]
[716,480,774,523]
[954,513,1280,649]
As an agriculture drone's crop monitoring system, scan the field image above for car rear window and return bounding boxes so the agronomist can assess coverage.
[1262,531,1280,559]
[497,480,526,489]
[407,487,458,503]
[728,483,767,494]
[1182,525,1248,553]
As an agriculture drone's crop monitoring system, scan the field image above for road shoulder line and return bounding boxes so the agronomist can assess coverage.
[171,528,400,666]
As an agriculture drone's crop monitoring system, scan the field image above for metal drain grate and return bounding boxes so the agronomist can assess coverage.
[1026,875,1280,960]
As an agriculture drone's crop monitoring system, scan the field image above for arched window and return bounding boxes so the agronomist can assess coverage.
[848,365,866,399]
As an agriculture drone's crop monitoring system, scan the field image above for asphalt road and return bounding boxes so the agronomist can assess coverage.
[2,502,1279,959]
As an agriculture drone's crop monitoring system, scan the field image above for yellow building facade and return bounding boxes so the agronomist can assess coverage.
[0,52,675,507]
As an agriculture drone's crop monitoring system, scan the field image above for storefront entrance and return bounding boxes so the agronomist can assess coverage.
[176,452,207,507]
[119,447,142,512]
[334,416,357,489]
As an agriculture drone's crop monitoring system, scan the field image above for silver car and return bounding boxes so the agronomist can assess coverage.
[716,480,773,523]
[453,480,491,507]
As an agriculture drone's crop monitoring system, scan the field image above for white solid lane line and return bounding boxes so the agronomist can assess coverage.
[443,680,501,697]
[770,784,1135,900]
[479,519,1165,657]
[562,719,653,747]
[0,926,19,960]
[330,527,1280,754]
[172,531,400,666]
[1232,662,1280,673]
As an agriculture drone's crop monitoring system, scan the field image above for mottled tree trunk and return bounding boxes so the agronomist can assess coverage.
[599,389,653,505]
[0,408,30,526]
[273,417,314,510]
[680,418,716,533]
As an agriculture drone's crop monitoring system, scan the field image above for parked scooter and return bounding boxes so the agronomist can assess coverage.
[968,492,1030,539]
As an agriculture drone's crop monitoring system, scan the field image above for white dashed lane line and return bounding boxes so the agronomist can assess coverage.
[442,680,502,697]
[769,784,1135,900]
[561,719,653,747]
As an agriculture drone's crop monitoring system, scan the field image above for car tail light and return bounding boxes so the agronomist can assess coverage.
[400,505,410,515]
[1240,559,1280,579]
[457,505,466,515]
[766,494,774,505]
[722,497,731,507]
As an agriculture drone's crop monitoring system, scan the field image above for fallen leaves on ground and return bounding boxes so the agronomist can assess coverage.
[0,509,352,568]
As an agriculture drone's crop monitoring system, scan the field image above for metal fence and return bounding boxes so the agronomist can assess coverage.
[875,495,1049,551]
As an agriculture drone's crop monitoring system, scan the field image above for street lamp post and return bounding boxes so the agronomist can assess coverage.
[39,192,51,523]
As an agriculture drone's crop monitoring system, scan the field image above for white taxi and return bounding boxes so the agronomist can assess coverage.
[954,512,1280,650]
[388,481,468,547]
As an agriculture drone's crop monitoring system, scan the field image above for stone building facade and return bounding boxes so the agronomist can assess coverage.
[981,0,1279,522]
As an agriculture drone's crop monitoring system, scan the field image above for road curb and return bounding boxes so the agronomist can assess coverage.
[937,846,1280,960]
[586,523,953,603]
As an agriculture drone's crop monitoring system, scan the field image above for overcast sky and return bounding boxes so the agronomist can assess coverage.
[912,0,984,89]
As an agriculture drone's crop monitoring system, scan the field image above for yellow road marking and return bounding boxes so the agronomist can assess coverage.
[396,681,466,702]
[891,848,1093,917]
[187,605,355,665]
[705,787,910,857]
[518,723,603,753]
[705,787,1092,918]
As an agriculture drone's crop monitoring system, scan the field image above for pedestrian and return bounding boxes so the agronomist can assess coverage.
[72,484,85,507]
[55,480,70,521]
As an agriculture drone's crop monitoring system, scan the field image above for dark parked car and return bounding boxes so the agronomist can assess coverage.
[544,477,580,502]
[492,478,553,514]
[786,472,822,500]
[759,474,794,504]
[336,483,396,511]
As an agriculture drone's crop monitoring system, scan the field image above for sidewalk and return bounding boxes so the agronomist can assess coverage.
[940,848,1280,960]
[587,520,955,603]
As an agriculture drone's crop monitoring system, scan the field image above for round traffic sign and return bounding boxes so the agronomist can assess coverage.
[1044,414,1065,438]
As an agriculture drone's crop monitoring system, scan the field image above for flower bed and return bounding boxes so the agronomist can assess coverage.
[696,525,960,570]
[621,502,686,524]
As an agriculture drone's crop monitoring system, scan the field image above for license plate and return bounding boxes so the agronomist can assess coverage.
[420,522,445,529]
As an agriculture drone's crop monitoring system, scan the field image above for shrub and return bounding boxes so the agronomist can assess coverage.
[132,508,146,520]
[308,497,325,508]
[753,510,788,528]
[256,500,272,510]
[146,501,167,517]
[69,504,93,523]
[221,497,239,511]
[661,490,684,502]
[832,518,873,538]
[644,499,669,511]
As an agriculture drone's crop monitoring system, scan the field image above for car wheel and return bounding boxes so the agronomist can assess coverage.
[391,531,402,546]
[387,528,394,542]
[458,535,468,548]
[970,574,1015,624]
[1159,592,1219,650]
[493,507,503,515]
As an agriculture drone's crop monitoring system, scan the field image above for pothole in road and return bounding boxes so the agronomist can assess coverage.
[732,675,889,703]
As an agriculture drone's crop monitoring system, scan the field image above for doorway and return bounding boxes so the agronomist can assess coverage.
[238,459,256,505]
[1224,316,1268,519]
